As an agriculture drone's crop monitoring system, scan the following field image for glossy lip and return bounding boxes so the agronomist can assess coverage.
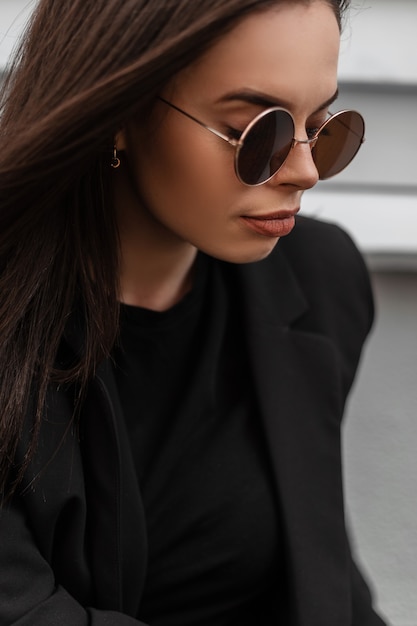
[240,208,299,238]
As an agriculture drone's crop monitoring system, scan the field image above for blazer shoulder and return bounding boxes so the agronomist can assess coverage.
[277,216,375,398]
[278,215,373,312]
[280,215,366,268]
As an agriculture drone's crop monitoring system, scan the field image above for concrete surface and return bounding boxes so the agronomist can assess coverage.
[344,271,417,626]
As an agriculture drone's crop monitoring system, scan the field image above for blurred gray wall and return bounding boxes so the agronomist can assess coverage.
[344,271,417,626]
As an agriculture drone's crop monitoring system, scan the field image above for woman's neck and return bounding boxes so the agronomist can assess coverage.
[119,240,198,311]
[113,171,198,311]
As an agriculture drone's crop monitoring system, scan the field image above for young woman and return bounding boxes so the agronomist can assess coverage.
[0,0,388,624]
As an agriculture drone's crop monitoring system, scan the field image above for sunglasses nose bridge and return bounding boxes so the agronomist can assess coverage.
[292,136,319,150]
[279,136,318,171]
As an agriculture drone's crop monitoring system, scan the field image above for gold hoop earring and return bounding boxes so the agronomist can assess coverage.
[111,146,121,169]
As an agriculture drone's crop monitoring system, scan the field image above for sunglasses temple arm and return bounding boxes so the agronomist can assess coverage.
[158,97,238,146]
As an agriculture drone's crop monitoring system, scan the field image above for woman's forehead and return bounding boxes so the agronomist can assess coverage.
[167,3,340,113]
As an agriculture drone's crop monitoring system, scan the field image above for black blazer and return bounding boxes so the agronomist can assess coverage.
[0,217,388,625]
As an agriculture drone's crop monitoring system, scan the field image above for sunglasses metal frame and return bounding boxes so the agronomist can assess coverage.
[158,96,365,186]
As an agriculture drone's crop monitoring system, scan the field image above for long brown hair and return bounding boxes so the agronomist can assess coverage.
[0,0,350,497]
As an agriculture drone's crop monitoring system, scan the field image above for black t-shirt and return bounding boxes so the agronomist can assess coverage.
[113,254,283,625]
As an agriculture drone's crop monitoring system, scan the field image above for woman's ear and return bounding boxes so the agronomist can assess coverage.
[115,128,127,152]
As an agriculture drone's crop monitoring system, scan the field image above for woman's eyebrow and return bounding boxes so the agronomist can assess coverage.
[216,88,339,113]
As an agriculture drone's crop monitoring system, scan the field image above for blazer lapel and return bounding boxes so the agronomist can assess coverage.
[83,359,148,616]
[229,248,351,626]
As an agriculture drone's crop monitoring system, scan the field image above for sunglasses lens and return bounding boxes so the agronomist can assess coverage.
[237,109,294,185]
[312,110,365,180]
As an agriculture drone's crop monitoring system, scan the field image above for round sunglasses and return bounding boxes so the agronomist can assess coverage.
[158,97,365,186]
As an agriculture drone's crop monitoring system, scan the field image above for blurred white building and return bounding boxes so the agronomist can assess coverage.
[1,2,417,625]
[303,0,417,265]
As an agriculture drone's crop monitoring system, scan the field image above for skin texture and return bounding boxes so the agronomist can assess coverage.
[112,0,340,309]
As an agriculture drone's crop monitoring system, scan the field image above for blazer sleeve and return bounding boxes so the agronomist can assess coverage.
[0,495,148,625]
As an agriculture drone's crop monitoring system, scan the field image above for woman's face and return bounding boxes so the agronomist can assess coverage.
[115,0,340,264]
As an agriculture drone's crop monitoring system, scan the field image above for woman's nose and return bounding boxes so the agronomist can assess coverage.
[268,138,320,190]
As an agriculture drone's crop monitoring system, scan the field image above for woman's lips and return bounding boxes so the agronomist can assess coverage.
[240,210,298,238]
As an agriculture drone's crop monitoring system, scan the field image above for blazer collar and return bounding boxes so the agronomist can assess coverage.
[84,359,148,616]
[228,246,352,626]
